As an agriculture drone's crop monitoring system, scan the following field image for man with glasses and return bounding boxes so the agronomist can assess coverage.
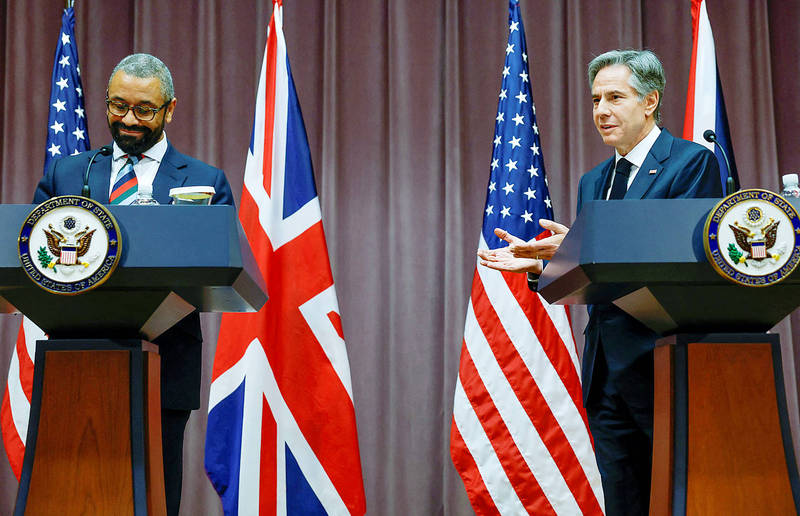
[34,53,234,515]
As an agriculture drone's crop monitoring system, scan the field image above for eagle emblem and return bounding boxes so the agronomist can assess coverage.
[705,189,800,287]
[728,218,779,263]
[19,195,122,295]
[40,216,95,269]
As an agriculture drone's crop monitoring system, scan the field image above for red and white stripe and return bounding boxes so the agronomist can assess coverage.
[1,317,46,480]
[451,236,604,515]
[683,0,717,150]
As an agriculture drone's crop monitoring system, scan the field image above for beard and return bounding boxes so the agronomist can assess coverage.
[108,119,165,156]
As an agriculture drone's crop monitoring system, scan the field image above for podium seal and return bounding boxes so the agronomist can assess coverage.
[704,188,800,287]
[18,196,122,295]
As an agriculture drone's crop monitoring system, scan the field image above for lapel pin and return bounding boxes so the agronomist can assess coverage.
[648,169,657,175]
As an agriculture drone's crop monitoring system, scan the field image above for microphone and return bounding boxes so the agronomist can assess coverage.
[703,130,735,196]
[82,145,113,198]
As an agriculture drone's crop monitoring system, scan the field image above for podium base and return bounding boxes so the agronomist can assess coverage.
[650,333,800,515]
[14,339,166,516]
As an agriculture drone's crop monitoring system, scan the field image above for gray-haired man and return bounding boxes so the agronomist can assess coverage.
[480,49,722,515]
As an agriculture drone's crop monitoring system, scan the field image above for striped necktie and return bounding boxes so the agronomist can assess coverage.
[110,155,140,205]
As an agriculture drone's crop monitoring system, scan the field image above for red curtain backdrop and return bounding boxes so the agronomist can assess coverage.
[1,1,799,513]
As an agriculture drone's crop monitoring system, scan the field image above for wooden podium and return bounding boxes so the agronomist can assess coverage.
[0,205,266,516]
[539,199,800,515]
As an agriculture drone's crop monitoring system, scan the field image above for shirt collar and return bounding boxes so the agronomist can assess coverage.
[112,131,169,162]
[615,125,661,169]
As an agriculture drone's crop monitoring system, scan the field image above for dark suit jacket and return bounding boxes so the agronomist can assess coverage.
[33,143,235,410]
[575,128,722,406]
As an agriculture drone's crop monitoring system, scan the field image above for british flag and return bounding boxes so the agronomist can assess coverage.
[1,5,87,480]
[204,1,366,514]
[449,1,604,514]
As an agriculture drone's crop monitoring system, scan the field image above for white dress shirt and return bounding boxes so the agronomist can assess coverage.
[604,125,661,199]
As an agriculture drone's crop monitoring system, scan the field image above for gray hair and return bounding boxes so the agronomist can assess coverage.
[587,49,665,124]
[109,53,174,102]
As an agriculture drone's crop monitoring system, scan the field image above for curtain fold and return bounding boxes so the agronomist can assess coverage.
[1,1,798,514]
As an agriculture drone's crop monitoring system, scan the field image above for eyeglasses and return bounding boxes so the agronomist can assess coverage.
[105,98,171,121]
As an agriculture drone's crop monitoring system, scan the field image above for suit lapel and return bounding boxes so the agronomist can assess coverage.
[152,144,189,204]
[593,157,616,200]
[625,129,673,199]
[90,153,113,203]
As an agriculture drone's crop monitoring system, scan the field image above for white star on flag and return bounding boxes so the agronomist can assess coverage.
[48,143,61,157]
[521,210,533,222]
[52,99,66,112]
[512,113,524,126]
[508,136,521,149]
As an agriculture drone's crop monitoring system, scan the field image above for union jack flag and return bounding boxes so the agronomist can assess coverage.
[1,4,88,480]
[204,1,366,514]
[449,1,604,513]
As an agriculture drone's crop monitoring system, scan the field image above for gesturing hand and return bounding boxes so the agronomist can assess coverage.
[477,228,543,274]
[506,219,569,260]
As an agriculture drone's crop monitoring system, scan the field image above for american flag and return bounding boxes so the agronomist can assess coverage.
[0,5,88,480]
[449,1,604,514]
[683,0,738,191]
[204,1,366,514]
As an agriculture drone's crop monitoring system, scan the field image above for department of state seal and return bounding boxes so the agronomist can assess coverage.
[704,189,800,287]
[18,196,122,295]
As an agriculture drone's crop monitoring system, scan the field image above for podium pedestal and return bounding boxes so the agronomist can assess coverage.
[15,340,165,516]
[536,200,800,515]
[0,204,265,514]
[650,334,800,515]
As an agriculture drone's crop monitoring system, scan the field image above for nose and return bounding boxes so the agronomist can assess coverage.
[595,98,611,117]
[121,109,139,126]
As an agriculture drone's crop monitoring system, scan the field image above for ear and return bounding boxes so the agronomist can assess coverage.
[643,90,659,118]
[164,97,177,124]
